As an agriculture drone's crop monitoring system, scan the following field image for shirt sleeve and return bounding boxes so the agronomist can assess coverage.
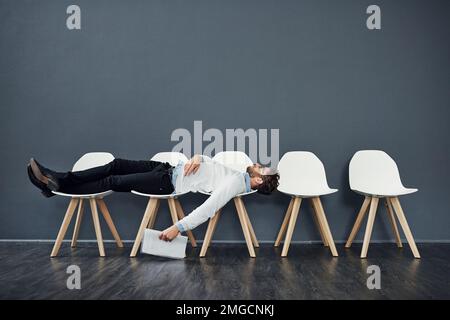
[176,175,244,231]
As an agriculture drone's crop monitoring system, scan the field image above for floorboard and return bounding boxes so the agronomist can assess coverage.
[0,242,449,299]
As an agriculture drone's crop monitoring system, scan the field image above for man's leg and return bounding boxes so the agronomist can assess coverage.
[59,170,174,195]
[37,158,168,190]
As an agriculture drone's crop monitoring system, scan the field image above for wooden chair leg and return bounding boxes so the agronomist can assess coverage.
[71,199,84,248]
[50,198,79,257]
[147,199,160,228]
[274,198,294,247]
[89,198,105,257]
[385,198,403,248]
[361,197,379,258]
[210,210,221,239]
[310,198,328,247]
[312,197,338,257]
[345,196,371,248]
[199,210,221,257]
[174,199,197,247]
[240,201,259,248]
[281,197,302,257]
[97,198,123,248]
[130,198,159,257]
[167,198,179,224]
[234,197,256,258]
[389,197,420,258]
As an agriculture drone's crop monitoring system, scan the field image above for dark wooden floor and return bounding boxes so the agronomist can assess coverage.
[0,242,449,299]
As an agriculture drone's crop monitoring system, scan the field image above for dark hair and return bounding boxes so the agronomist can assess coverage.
[256,173,280,195]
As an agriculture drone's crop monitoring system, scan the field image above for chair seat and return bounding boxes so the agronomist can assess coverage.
[52,190,113,198]
[198,189,257,197]
[277,186,338,198]
[131,190,189,199]
[351,187,418,197]
[237,189,258,197]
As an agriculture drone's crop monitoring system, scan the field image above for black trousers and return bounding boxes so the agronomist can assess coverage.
[50,158,175,195]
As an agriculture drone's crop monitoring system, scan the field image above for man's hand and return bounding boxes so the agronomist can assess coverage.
[184,154,202,176]
[159,225,180,242]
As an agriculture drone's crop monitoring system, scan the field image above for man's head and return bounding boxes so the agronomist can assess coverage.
[246,163,279,195]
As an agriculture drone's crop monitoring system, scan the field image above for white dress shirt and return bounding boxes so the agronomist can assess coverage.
[173,156,250,232]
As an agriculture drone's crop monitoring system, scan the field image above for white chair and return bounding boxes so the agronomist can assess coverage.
[274,151,338,257]
[345,150,420,258]
[199,151,259,258]
[129,152,197,257]
[50,152,123,257]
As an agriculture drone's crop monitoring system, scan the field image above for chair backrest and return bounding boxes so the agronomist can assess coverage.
[151,152,188,166]
[213,151,253,173]
[72,152,115,172]
[349,150,405,192]
[277,151,331,194]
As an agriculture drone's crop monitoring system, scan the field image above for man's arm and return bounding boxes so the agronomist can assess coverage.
[159,175,242,241]
[183,154,211,176]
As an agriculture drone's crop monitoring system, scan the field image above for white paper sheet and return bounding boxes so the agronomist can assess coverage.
[141,228,187,259]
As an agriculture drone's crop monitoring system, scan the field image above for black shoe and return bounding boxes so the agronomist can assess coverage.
[32,158,59,177]
[27,165,55,198]
[29,158,60,191]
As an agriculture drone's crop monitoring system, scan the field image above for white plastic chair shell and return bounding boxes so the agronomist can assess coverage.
[131,190,189,198]
[198,189,257,197]
[213,151,253,173]
[72,152,115,172]
[349,150,418,197]
[52,152,115,199]
[52,190,113,198]
[150,152,188,167]
[277,151,338,197]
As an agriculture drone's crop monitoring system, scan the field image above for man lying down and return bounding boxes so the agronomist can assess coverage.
[27,155,279,241]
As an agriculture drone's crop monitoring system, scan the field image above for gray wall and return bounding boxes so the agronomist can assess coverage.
[1,0,449,242]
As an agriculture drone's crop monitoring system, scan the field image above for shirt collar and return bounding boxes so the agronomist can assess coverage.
[244,172,252,193]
